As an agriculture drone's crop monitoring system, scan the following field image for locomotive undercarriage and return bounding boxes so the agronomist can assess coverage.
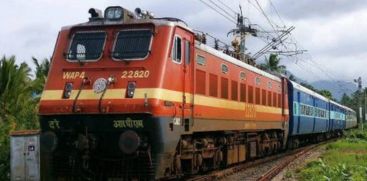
[169,130,285,177]
[40,114,289,180]
[39,114,184,181]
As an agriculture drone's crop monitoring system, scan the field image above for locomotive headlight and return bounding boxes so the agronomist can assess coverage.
[105,6,124,21]
[40,131,58,153]
[119,130,140,154]
[62,82,73,99]
[126,81,136,98]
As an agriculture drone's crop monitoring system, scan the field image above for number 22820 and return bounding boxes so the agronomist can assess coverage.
[121,70,150,79]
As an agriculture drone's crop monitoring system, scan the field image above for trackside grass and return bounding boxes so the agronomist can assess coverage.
[297,128,367,181]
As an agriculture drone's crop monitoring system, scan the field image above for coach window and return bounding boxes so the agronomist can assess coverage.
[112,29,153,60]
[172,36,182,63]
[67,31,106,62]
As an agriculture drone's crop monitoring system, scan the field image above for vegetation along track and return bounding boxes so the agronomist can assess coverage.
[186,139,336,181]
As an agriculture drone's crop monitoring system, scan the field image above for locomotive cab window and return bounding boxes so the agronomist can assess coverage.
[67,32,106,61]
[113,29,153,60]
[172,36,182,63]
[185,40,191,64]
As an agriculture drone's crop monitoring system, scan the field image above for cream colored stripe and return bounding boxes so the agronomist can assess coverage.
[41,89,127,100]
[41,88,288,114]
[41,90,63,100]
[134,88,185,103]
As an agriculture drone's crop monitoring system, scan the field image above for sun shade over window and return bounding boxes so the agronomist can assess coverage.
[112,30,153,60]
[67,32,106,61]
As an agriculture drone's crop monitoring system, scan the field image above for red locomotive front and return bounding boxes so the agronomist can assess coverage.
[39,6,195,180]
[39,6,288,180]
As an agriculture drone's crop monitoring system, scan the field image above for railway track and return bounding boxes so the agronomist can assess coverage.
[186,139,335,181]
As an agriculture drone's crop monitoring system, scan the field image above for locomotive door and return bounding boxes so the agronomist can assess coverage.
[182,34,194,131]
[173,27,194,131]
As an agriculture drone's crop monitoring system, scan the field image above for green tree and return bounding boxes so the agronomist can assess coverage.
[289,74,296,81]
[300,82,317,92]
[341,93,352,106]
[260,54,286,74]
[0,56,32,122]
[318,89,333,100]
[32,57,50,96]
[0,56,41,180]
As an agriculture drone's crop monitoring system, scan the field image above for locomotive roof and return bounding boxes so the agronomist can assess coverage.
[290,81,330,102]
[61,18,193,33]
[196,42,282,82]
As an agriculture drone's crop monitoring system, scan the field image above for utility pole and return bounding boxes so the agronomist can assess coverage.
[354,77,363,130]
[228,5,257,64]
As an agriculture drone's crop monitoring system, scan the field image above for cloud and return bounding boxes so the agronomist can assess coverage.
[273,0,367,20]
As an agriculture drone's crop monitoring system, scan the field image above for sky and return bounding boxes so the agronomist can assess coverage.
[0,0,365,88]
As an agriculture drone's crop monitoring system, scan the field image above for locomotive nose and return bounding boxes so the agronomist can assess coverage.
[119,130,140,154]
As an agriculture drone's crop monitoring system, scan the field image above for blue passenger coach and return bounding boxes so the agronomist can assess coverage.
[344,106,357,129]
[288,81,330,136]
[329,100,346,131]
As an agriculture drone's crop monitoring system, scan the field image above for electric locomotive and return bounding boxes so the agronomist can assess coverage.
[38,6,355,180]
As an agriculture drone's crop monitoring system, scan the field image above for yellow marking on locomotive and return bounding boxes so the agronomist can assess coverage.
[41,90,63,100]
[70,89,126,100]
[49,120,60,129]
[40,89,126,100]
[41,88,288,114]
[113,118,144,129]
[134,88,187,103]
[121,70,150,79]
[63,71,85,79]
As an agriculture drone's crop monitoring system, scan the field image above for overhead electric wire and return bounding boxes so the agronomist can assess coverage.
[246,0,292,58]
[208,0,237,20]
[214,0,237,14]
[244,0,354,95]
[200,0,350,93]
[198,0,237,24]
[253,0,278,35]
[268,0,286,27]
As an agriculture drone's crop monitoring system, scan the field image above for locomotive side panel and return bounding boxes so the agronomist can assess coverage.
[191,43,288,132]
